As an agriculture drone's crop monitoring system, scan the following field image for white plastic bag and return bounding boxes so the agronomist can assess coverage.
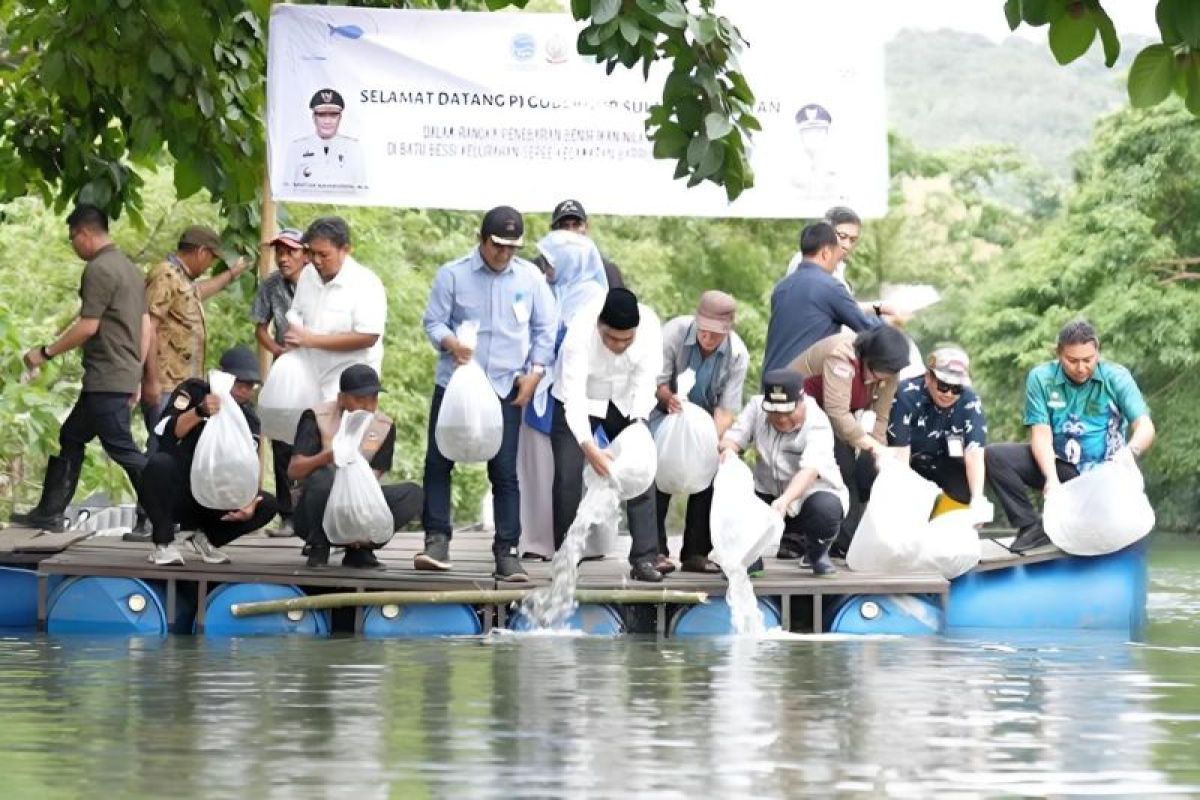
[596,422,657,500]
[654,402,719,495]
[322,409,394,546]
[1043,451,1155,555]
[435,321,504,463]
[709,457,785,572]
[258,345,322,445]
[190,370,260,510]
[846,460,941,573]
[910,510,981,579]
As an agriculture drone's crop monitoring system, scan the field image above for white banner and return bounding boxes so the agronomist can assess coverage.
[266,2,887,219]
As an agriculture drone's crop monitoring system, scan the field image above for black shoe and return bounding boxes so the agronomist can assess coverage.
[630,560,664,583]
[306,545,330,568]
[414,534,452,571]
[10,511,69,532]
[1009,523,1051,553]
[776,544,802,560]
[494,547,530,583]
[11,455,77,531]
[747,557,764,577]
[806,541,837,576]
[342,547,384,570]
[123,513,152,542]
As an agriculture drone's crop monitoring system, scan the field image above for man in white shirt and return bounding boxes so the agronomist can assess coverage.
[285,216,386,399]
[550,288,664,583]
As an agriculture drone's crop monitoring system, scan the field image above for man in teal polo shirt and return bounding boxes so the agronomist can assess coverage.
[985,319,1155,552]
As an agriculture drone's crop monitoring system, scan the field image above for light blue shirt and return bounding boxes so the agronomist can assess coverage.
[423,247,558,396]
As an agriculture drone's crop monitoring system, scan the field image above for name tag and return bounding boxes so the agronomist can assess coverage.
[947,435,965,458]
[513,298,531,324]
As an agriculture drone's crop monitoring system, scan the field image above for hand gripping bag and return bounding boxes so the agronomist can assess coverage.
[708,457,785,572]
[258,347,321,445]
[190,370,260,510]
[846,459,941,573]
[434,321,504,463]
[1043,450,1155,555]
[322,409,394,546]
[654,402,719,496]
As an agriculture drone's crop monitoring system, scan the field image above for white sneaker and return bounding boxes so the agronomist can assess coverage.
[189,532,231,564]
[148,543,185,566]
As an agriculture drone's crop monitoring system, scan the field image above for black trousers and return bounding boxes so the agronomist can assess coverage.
[832,438,877,551]
[59,391,146,495]
[756,490,844,550]
[655,485,714,560]
[270,439,294,519]
[984,443,1079,530]
[549,399,657,565]
[295,465,424,549]
[860,452,973,506]
[140,450,278,546]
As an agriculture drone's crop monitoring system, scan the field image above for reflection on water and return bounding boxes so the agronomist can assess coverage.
[0,538,1194,798]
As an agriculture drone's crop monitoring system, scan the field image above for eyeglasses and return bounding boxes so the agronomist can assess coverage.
[929,372,963,395]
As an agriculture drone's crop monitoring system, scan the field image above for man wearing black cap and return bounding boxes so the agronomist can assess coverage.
[286,88,365,190]
[418,206,556,580]
[142,224,250,446]
[140,346,280,566]
[550,199,626,290]
[719,369,848,576]
[549,287,664,582]
[289,364,423,569]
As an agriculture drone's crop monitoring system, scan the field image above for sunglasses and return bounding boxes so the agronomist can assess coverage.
[929,372,963,396]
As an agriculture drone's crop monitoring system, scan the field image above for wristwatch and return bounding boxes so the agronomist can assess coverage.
[529,364,546,376]
[40,345,53,360]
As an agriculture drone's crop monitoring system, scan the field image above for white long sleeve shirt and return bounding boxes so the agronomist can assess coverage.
[550,297,662,445]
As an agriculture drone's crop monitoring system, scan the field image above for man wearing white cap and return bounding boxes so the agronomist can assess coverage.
[886,345,990,515]
[652,290,749,574]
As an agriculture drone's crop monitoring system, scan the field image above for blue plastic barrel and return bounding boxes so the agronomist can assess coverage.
[948,543,1147,633]
[827,594,943,635]
[670,597,781,636]
[47,576,168,636]
[507,603,625,634]
[0,567,57,630]
[362,603,481,638]
[200,583,330,637]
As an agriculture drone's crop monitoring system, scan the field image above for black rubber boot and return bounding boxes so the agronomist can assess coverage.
[11,456,76,531]
[805,534,837,577]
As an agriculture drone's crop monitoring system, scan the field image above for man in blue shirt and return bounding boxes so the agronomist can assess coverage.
[886,346,990,511]
[761,222,881,374]
[418,206,557,580]
[985,319,1156,552]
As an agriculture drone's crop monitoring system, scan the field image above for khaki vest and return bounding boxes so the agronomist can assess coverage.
[311,401,393,461]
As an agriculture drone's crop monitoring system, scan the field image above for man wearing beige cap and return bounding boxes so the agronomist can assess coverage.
[652,290,749,573]
[884,345,991,519]
[142,224,249,444]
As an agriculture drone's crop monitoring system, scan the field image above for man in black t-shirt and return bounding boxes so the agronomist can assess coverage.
[142,347,279,566]
[289,364,423,569]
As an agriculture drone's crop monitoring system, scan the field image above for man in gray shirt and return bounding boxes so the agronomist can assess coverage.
[13,204,146,530]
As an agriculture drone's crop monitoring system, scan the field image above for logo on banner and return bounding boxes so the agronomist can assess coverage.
[327,23,364,40]
[511,33,536,62]
[544,33,570,64]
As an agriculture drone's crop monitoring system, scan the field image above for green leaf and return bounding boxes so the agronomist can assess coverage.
[1127,44,1178,108]
[1021,0,1065,27]
[570,0,589,20]
[1093,4,1120,67]
[704,111,732,140]
[592,0,620,25]
[1187,57,1200,115]
[1157,0,1183,45]
[686,133,708,166]
[652,122,689,158]
[148,47,174,79]
[173,159,204,198]
[1004,0,1022,30]
[1169,0,1200,47]
[695,139,725,179]
[1048,10,1096,65]
[619,17,640,46]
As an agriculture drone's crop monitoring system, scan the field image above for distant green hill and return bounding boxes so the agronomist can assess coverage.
[886,28,1147,175]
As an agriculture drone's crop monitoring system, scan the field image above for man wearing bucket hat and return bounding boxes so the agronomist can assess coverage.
[719,369,848,576]
[651,290,749,574]
[884,345,991,520]
[142,223,250,446]
[289,364,423,570]
[417,206,557,581]
[141,346,279,567]
[287,88,365,190]
[251,226,310,536]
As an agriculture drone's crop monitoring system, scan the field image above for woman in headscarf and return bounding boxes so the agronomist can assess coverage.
[516,229,609,560]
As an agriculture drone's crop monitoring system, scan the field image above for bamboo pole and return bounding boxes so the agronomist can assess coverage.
[257,169,277,474]
[230,588,710,618]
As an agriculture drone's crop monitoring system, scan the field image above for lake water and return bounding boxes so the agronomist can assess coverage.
[0,537,1195,798]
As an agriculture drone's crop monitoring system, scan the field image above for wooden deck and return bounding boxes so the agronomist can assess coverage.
[0,523,1061,634]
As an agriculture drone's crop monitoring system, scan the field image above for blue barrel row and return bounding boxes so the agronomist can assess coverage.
[0,544,1146,637]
